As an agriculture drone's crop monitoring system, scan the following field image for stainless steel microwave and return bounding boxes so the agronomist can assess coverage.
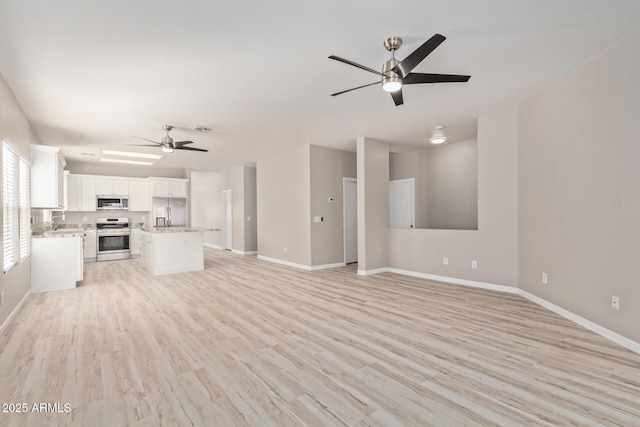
[96,196,129,210]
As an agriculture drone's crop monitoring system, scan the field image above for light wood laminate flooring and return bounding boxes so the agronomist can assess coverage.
[1,249,639,426]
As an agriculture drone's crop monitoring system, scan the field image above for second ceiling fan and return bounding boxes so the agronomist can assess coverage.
[329,34,471,106]
[129,125,208,153]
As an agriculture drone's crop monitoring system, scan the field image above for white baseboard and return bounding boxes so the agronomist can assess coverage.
[385,267,639,355]
[257,255,310,270]
[257,255,344,271]
[518,289,640,355]
[310,262,346,271]
[0,290,31,338]
[231,249,258,256]
[387,268,519,294]
[357,268,389,276]
[204,244,223,250]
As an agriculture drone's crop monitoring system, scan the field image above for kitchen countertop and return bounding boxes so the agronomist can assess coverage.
[32,223,95,238]
[140,226,220,234]
[32,230,86,238]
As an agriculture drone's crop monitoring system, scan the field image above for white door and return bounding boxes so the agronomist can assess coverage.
[222,189,232,251]
[389,179,415,229]
[343,178,357,264]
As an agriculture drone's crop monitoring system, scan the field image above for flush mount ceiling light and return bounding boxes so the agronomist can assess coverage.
[100,158,154,166]
[102,149,163,160]
[430,126,447,144]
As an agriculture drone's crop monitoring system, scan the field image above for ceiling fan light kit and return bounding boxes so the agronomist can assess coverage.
[329,34,471,106]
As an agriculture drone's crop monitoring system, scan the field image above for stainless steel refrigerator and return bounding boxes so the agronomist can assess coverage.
[152,197,187,227]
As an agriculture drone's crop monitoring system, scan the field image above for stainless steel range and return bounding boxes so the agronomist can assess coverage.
[96,217,131,261]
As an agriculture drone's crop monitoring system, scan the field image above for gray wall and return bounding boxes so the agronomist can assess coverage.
[228,166,258,253]
[357,137,389,272]
[243,167,257,252]
[257,145,311,265]
[309,145,356,266]
[388,110,518,287]
[390,140,478,230]
[518,26,640,343]
[426,140,478,230]
[0,73,41,329]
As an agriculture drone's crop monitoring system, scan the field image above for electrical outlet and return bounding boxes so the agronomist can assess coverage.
[443,257,448,265]
[83,216,88,222]
[284,246,287,253]
[247,216,251,221]
[611,295,620,310]
[141,215,145,220]
[471,260,477,269]
[542,273,548,284]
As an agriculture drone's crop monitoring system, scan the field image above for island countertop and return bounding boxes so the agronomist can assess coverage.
[139,226,220,234]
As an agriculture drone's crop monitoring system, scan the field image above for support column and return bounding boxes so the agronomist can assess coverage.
[356,137,390,274]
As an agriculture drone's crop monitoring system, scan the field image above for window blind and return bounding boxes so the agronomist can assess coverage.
[19,158,31,260]
[3,142,19,272]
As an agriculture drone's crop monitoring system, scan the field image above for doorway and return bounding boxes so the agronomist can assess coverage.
[343,177,357,264]
[222,189,232,250]
[389,178,415,229]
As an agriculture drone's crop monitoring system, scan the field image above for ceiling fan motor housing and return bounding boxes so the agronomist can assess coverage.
[382,57,402,92]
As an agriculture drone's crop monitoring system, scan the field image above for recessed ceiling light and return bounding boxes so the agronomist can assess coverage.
[100,158,154,166]
[102,149,163,159]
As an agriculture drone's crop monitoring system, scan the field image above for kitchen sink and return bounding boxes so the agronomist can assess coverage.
[43,228,85,236]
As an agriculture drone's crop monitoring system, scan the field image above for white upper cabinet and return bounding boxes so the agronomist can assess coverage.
[128,180,150,211]
[96,178,129,196]
[30,145,66,209]
[66,174,96,211]
[81,177,97,211]
[149,178,188,198]
[66,174,82,211]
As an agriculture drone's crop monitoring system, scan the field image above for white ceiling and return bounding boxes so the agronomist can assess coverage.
[1,1,640,171]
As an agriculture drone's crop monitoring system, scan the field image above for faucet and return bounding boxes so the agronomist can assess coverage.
[50,211,65,229]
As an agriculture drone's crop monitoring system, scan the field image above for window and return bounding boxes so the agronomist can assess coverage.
[3,140,30,272]
[19,159,31,260]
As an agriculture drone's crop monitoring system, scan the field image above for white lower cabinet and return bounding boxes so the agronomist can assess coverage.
[32,236,83,292]
[139,231,153,266]
[131,228,142,256]
[84,229,97,261]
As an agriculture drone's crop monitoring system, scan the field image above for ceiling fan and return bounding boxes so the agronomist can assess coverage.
[329,34,471,106]
[128,125,208,153]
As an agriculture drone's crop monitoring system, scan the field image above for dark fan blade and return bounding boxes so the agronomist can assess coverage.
[392,34,446,78]
[133,136,162,145]
[331,81,380,97]
[126,144,161,147]
[390,89,403,106]
[329,55,384,77]
[175,146,208,152]
[172,140,194,147]
[404,73,471,84]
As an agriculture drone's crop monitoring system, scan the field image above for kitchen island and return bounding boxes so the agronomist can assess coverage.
[139,227,217,276]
